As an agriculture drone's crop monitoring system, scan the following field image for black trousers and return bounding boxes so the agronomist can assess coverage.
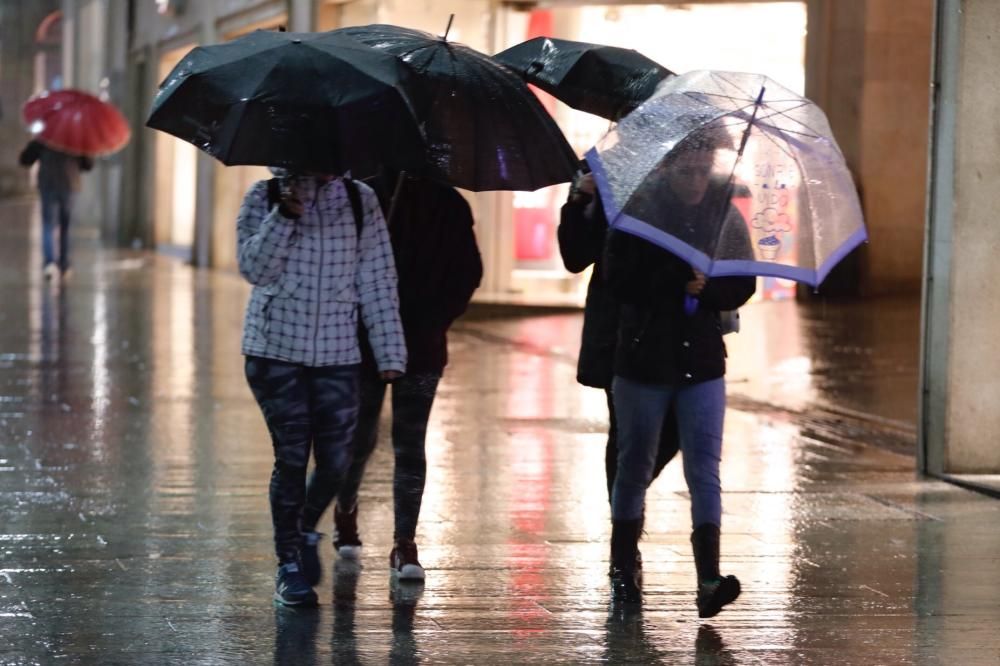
[245,356,360,563]
[336,362,440,542]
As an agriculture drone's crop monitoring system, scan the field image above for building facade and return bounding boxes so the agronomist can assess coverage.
[14,3,997,478]
[14,1,931,304]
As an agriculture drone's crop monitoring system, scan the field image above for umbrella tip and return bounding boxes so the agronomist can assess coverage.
[277,25,286,32]
[442,14,455,40]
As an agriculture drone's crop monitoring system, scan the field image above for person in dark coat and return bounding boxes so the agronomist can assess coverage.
[558,162,680,571]
[19,140,93,280]
[603,129,756,618]
[300,170,483,583]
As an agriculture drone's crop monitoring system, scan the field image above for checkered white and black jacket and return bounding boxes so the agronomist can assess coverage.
[237,177,407,372]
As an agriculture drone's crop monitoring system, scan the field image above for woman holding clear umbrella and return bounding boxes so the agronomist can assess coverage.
[603,126,755,617]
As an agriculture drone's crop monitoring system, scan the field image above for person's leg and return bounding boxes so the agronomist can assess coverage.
[674,378,726,532]
[609,376,673,600]
[604,388,618,503]
[673,377,739,617]
[244,356,316,606]
[334,364,386,519]
[326,363,384,560]
[388,373,440,581]
[390,373,439,544]
[610,377,672,522]
[297,363,361,584]
[651,402,680,483]
[57,191,73,273]
[39,191,57,270]
[300,363,361,531]
[245,357,314,563]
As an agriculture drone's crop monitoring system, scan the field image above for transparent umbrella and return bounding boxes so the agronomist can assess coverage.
[587,70,867,286]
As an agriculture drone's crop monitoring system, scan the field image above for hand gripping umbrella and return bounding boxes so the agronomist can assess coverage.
[336,21,578,192]
[493,37,674,121]
[23,89,130,157]
[146,30,427,177]
[587,70,867,288]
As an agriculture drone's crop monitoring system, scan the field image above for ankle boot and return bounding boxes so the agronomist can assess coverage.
[610,519,643,602]
[607,509,645,577]
[691,523,740,618]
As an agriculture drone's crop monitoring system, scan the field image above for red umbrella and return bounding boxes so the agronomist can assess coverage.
[22,89,130,157]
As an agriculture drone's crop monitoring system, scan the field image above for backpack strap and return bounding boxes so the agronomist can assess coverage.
[343,178,365,239]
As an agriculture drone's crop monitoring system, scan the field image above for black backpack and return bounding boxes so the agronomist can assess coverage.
[266,177,365,237]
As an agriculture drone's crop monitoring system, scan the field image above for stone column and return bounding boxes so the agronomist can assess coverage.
[804,0,933,297]
[921,0,1000,474]
[192,1,217,268]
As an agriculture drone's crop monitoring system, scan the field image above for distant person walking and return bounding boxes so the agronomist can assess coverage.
[300,171,483,583]
[238,170,406,606]
[19,140,93,280]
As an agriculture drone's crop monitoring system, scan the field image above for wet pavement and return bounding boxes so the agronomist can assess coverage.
[1,200,999,664]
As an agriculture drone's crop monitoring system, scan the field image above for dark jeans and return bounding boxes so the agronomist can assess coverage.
[245,356,360,563]
[40,189,73,270]
[605,388,678,503]
[611,376,726,527]
[336,363,440,542]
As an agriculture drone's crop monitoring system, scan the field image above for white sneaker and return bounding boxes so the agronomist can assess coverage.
[390,540,425,581]
[43,263,58,281]
[337,543,362,560]
[333,505,362,560]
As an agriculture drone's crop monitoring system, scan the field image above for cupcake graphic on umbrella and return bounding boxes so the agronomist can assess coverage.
[750,207,792,260]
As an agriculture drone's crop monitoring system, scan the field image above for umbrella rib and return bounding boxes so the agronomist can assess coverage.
[753,103,824,135]
[685,92,824,138]
[691,91,807,105]
[763,131,800,164]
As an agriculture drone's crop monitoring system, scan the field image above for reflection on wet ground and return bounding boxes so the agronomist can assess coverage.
[1,202,998,664]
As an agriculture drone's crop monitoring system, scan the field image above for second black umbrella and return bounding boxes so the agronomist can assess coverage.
[494,37,674,121]
[337,24,578,192]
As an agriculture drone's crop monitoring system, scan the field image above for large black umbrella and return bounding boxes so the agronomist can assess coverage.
[146,30,426,176]
[336,24,578,192]
[494,37,674,121]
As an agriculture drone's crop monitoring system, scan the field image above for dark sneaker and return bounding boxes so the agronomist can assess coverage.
[334,505,362,560]
[274,562,318,607]
[696,575,741,618]
[300,532,324,587]
[389,539,425,581]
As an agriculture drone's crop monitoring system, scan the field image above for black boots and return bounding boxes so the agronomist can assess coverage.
[607,511,645,577]
[691,523,741,618]
[609,519,643,602]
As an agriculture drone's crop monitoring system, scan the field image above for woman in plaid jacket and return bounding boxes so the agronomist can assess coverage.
[237,171,406,607]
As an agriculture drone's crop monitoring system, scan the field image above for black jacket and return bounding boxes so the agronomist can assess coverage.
[362,173,483,375]
[604,189,756,386]
[19,140,93,194]
[558,185,617,389]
